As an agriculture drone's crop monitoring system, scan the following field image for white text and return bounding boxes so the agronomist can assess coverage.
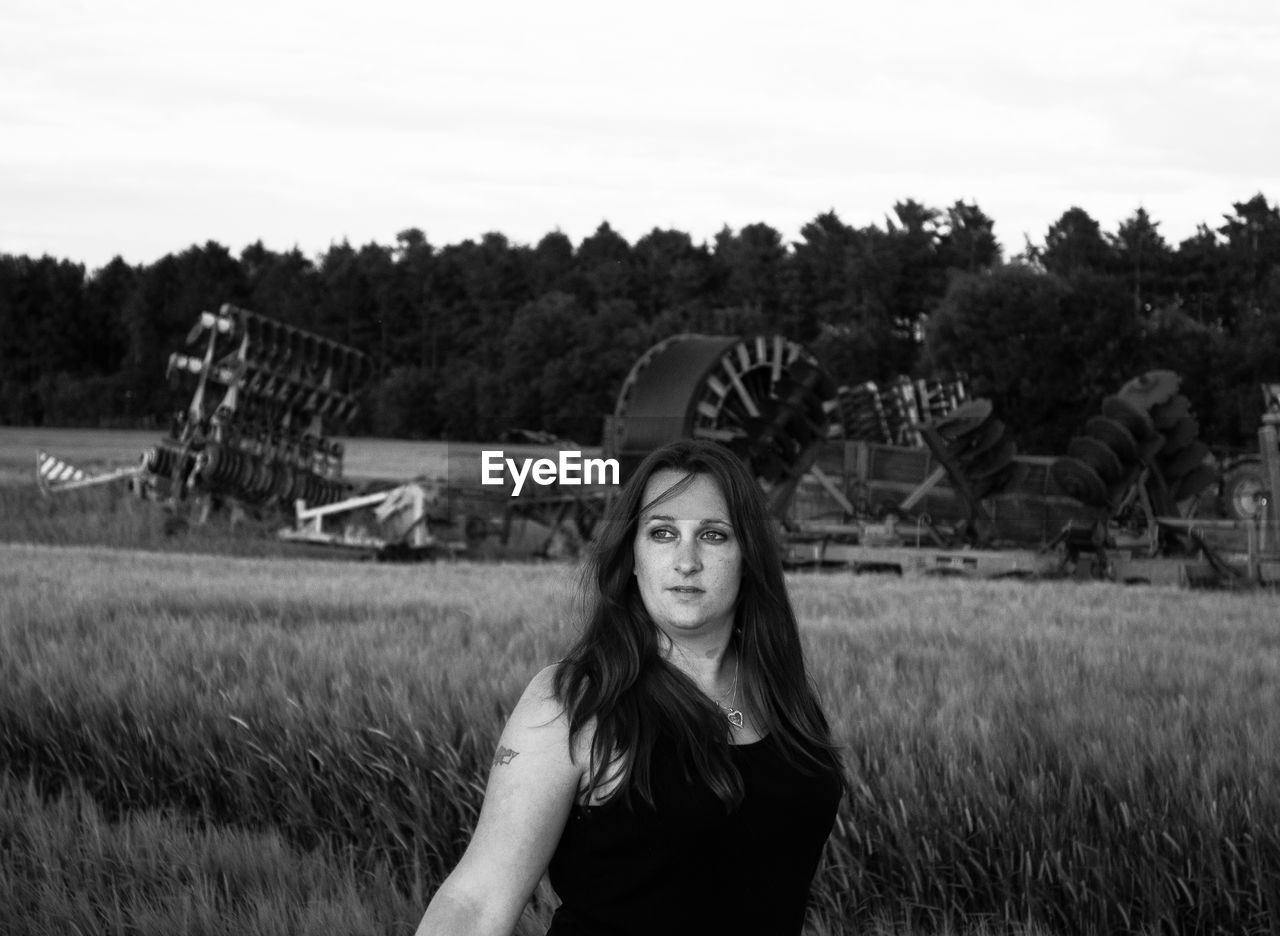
[480,450,620,496]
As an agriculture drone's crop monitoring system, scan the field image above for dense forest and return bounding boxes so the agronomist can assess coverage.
[3,194,1279,455]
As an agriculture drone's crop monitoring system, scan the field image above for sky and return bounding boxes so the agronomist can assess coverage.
[3,0,1278,271]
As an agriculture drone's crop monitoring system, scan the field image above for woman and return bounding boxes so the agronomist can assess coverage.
[416,439,843,935]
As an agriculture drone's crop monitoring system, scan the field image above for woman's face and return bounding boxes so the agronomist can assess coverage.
[633,469,743,640]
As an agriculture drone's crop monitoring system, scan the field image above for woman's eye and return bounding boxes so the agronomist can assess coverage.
[644,526,730,542]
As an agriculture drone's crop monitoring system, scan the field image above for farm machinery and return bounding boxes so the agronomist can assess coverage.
[36,303,616,559]
[34,304,1280,584]
[597,333,1280,586]
[155,303,369,514]
[37,303,442,557]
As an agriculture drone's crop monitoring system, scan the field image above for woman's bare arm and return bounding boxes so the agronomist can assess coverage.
[415,665,582,936]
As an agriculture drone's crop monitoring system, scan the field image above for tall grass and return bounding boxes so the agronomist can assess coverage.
[0,481,315,557]
[0,771,421,936]
[2,542,1279,934]
[794,579,1280,934]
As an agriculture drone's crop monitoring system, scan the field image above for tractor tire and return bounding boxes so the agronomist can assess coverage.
[1220,461,1268,522]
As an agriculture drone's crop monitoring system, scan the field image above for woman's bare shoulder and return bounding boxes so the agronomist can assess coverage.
[505,664,569,734]
[515,662,599,771]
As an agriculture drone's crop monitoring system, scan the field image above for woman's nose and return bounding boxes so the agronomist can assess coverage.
[674,538,702,573]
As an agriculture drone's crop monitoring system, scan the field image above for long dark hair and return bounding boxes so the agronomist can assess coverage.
[553,438,840,809]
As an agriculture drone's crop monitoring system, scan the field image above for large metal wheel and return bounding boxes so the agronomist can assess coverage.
[609,334,838,497]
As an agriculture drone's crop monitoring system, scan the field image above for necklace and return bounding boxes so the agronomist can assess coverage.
[717,658,744,730]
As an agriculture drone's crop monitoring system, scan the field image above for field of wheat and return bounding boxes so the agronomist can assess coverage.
[3,427,1279,934]
[3,523,1279,935]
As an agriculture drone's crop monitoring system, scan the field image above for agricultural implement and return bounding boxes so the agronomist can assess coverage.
[34,304,1280,584]
[154,302,370,513]
[597,335,1280,586]
[37,303,442,558]
[797,378,1280,585]
[605,334,839,515]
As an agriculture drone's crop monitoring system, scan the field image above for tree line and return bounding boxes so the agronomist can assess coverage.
[2,194,1279,455]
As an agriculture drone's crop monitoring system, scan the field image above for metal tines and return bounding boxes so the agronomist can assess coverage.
[159,303,373,512]
[838,382,892,443]
[837,375,969,446]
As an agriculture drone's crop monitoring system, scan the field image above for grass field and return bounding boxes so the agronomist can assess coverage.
[3,428,1279,934]
[3,537,1279,935]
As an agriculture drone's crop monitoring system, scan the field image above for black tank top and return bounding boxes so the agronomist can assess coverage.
[546,733,842,936]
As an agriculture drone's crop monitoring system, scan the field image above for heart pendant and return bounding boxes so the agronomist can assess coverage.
[726,708,744,729]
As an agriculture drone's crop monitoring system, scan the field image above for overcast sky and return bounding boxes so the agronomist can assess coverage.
[3,0,1277,271]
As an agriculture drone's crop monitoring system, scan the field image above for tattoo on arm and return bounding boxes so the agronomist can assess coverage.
[492,745,519,767]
